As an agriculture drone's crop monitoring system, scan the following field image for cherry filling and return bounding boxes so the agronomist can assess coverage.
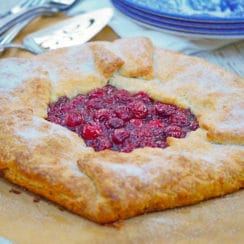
[46,85,199,152]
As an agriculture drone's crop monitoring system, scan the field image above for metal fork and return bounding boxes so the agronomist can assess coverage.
[0,0,46,46]
[0,42,38,54]
[0,0,79,54]
[10,0,34,14]
[0,0,34,18]
[0,0,78,35]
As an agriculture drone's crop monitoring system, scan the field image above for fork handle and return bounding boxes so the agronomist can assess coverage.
[0,5,59,36]
[0,19,31,45]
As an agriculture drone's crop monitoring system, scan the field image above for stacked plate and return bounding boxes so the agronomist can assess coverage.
[111,0,244,38]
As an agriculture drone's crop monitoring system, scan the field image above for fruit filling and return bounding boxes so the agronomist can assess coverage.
[47,85,199,152]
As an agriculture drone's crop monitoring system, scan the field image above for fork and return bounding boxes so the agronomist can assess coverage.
[0,42,38,54]
[0,0,79,54]
[0,0,34,18]
[0,0,78,36]
[0,0,47,46]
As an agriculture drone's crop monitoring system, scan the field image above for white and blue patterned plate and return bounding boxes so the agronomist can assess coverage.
[120,0,244,23]
[114,0,244,29]
[111,0,244,38]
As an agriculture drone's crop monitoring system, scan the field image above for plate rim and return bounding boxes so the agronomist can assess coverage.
[120,0,244,23]
[112,0,244,39]
[114,0,244,29]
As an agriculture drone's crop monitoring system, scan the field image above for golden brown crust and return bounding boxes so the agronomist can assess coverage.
[34,43,124,102]
[0,37,243,224]
[0,58,51,117]
[78,129,243,223]
[112,37,154,80]
[111,48,244,145]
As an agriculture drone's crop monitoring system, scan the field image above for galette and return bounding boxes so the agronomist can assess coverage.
[0,37,243,224]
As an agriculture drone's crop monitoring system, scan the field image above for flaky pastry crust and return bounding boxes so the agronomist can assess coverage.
[0,37,243,224]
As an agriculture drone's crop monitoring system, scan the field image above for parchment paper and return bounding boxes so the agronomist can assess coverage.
[0,15,243,244]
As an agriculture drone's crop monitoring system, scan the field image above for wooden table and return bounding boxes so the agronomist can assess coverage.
[0,15,244,244]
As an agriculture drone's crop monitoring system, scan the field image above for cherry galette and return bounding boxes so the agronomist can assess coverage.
[0,37,243,224]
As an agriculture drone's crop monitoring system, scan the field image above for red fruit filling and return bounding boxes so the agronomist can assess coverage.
[47,85,199,152]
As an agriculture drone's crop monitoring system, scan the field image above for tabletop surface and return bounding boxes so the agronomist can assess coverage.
[0,3,243,244]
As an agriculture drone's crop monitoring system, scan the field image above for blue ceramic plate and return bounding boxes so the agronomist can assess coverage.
[132,20,244,39]
[120,0,244,23]
[112,0,244,38]
[115,0,244,29]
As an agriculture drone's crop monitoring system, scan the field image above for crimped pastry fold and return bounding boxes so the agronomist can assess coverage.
[0,37,243,224]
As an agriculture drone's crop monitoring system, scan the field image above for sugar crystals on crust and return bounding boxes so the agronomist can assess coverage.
[0,37,243,224]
